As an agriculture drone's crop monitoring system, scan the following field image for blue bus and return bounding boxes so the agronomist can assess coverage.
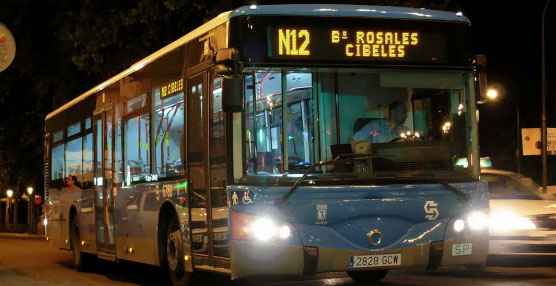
[45,4,489,285]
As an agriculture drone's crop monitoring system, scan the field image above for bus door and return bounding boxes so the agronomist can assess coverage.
[187,69,229,269]
[93,106,116,259]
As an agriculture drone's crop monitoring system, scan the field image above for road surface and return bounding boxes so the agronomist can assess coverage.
[1,237,556,286]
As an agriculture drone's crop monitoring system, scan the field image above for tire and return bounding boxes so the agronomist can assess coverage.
[166,217,191,286]
[347,269,389,282]
[71,217,94,272]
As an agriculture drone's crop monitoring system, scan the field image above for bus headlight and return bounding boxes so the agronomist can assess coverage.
[453,219,465,232]
[231,211,292,241]
[250,218,277,241]
[467,211,488,231]
[489,211,536,232]
[250,218,292,241]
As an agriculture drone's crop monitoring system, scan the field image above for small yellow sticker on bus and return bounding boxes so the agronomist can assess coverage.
[161,79,184,98]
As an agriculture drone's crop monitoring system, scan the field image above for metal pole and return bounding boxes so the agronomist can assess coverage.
[4,200,9,226]
[13,197,18,225]
[541,0,551,193]
[516,101,521,174]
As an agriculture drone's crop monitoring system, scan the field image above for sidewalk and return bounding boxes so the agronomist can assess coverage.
[0,232,45,240]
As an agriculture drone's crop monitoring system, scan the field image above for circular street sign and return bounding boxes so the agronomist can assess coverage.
[0,22,16,72]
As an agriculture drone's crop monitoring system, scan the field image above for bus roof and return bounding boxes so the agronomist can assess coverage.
[47,4,469,120]
[230,4,470,23]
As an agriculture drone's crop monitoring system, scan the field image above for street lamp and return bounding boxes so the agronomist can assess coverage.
[487,88,498,100]
[6,189,13,226]
[541,0,552,193]
[26,186,36,234]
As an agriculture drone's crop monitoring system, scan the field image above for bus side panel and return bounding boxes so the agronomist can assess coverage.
[78,189,97,254]
[114,181,188,266]
[47,188,86,250]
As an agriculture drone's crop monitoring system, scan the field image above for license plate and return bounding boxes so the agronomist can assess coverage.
[192,234,203,243]
[213,232,227,241]
[349,254,401,268]
[452,243,473,256]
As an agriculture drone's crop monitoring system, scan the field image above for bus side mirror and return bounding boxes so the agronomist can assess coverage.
[216,48,242,76]
[475,54,488,100]
[222,76,244,112]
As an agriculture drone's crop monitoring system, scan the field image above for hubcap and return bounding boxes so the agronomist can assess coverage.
[167,235,178,271]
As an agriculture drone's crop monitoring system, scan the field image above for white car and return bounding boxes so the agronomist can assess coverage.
[481,169,556,266]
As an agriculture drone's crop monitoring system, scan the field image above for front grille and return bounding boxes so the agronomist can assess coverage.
[212,219,228,228]
[190,221,206,229]
[514,244,556,253]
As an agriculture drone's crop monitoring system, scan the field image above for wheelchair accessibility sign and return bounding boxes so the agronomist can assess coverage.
[231,190,254,206]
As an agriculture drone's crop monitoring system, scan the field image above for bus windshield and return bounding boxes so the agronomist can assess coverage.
[244,68,475,179]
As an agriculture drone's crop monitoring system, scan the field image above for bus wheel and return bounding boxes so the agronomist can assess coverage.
[166,218,191,286]
[71,217,94,272]
[347,270,389,282]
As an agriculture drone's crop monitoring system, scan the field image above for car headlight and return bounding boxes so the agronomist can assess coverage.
[467,211,489,231]
[489,211,536,232]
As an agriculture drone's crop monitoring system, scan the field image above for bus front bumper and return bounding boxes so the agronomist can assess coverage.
[230,236,488,280]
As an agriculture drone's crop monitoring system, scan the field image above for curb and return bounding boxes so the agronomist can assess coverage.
[0,233,46,240]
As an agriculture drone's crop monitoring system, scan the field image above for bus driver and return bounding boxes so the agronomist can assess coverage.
[350,100,409,149]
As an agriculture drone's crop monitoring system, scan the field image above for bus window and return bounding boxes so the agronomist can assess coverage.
[67,122,81,137]
[154,87,185,179]
[285,72,314,171]
[125,114,151,183]
[83,132,93,188]
[53,130,63,143]
[65,137,82,185]
[244,71,283,175]
[51,143,65,185]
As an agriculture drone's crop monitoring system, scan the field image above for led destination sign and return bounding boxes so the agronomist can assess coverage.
[278,28,420,59]
[265,22,469,64]
[331,30,419,58]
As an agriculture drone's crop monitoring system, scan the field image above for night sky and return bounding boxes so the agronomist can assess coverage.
[455,1,556,183]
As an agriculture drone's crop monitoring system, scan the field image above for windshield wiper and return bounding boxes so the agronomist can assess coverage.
[276,154,391,207]
[276,165,470,207]
[392,174,471,201]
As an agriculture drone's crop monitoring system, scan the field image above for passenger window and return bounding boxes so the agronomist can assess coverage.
[124,114,151,183]
[51,143,65,184]
[53,130,63,143]
[65,137,83,182]
[67,122,81,137]
[82,132,94,188]
[154,86,185,179]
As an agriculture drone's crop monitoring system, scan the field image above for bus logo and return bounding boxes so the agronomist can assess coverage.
[316,204,327,221]
[424,201,439,220]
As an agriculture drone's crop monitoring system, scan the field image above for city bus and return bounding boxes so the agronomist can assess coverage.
[44,4,490,285]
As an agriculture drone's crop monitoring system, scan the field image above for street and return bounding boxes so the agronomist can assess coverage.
[1,237,556,286]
